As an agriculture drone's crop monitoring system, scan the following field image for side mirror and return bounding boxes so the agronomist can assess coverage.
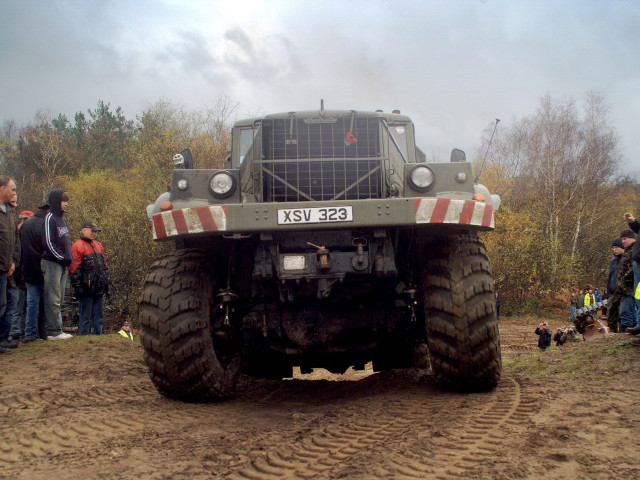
[180,148,194,169]
[450,148,466,162]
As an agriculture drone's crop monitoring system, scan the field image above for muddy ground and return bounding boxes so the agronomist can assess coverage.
[1,316,639,480]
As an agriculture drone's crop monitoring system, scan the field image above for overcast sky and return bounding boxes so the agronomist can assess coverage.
[1,0,639,173]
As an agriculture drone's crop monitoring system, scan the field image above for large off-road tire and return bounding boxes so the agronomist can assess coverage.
[139,249,241,401]
[422,234,501,391]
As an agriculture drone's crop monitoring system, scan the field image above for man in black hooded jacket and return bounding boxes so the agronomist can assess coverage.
[21,204,50,341]
[41,189,73,340]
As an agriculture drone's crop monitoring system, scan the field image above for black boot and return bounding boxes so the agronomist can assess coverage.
[0,337,20,349]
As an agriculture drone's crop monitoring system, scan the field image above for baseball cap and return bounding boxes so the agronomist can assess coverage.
[19,210,34,219]
[82,221,101,232]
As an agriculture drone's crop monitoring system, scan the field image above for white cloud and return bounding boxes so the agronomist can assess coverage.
[1,0,639,172]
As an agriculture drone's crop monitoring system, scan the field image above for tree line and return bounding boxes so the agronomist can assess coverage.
[0,92,636,320]
[480,92,639,314]
[0,96,237,322]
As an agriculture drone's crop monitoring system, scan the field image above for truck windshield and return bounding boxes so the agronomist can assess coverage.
[386,122,408,162]
[239,127,258,163]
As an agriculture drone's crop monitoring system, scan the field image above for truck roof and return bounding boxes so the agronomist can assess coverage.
[232,109,413,128]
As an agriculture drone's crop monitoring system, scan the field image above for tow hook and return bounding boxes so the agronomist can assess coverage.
[352,237,369,271]
[403,286,418,322]
[307,242,331,272]
[216,288,238,326]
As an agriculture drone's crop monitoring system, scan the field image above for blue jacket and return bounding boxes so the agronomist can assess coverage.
[42,189,72,266]
[608,255,621,294]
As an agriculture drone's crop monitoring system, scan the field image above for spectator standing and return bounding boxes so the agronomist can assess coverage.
[617,229,636,332]
[624,213,640,332]
[1,197,21,349]
[594,287,601,303]
[576,289,585,309]
[607,238,625,332]
[535,322,552,352]
[69,222,109,335]
[41,189,73,340]
[570,291,578,323]
[0,176,17,354]
[21,204,49,342]
[5,210,34,345]
[584,288,596,306]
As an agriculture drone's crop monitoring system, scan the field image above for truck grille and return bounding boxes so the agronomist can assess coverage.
[262,159,382,202]
[260,116,382,202]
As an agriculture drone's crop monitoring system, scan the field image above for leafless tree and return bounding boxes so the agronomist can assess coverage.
[28,109,72,197]
[479,92,621,290]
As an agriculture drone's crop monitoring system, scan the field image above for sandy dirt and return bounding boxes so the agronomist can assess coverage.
[1,316,639,480]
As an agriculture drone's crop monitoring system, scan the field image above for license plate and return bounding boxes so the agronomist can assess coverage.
[277,206,353,225]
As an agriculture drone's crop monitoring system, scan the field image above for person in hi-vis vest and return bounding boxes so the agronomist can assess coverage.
[584,288,596,306]
[119,321,133,341]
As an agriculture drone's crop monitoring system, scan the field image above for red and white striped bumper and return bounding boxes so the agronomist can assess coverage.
[414,198,494,228]
[151,198,494,240]
[152,206,228,240]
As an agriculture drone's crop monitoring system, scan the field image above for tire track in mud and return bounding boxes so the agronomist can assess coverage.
[0,361,535,478]
[0,383,156,414]
[501,344,537,359]
[0,383,217,469]
[224,376,462,479]
[383,375,536,479]
[224,374,534,479]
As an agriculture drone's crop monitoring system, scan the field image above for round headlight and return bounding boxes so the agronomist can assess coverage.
[455,171,467,183]
[409,166,435,191]
[209,172,236,198]
[177,179,188,191]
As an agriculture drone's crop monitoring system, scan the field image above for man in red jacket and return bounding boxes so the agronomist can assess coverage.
[69,222,109,335]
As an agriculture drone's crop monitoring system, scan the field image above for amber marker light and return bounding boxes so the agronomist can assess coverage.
[160,201,173,211]
[473,193,486,202]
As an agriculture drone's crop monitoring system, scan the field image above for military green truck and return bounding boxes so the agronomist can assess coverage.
[141,106,502,401]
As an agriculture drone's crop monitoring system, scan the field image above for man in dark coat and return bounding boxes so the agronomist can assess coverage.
[617,229,636,331]
[535,322,552,352]
[576,289,585,309]
[0,176,17,353]
[607,237,624,332]
[5,210,34,345]
[21,204,50,342]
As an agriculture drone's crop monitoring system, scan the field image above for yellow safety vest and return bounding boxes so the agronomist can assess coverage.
[584,294,596,306]
[119,329,134,341]
[635,283,640,300]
